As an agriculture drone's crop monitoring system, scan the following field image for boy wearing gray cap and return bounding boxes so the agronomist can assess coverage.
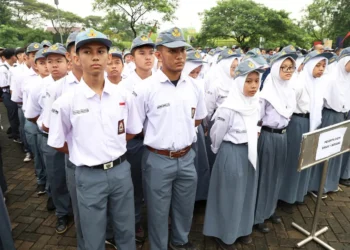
[133,27,207,250]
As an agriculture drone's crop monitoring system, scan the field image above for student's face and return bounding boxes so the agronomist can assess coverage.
[35,58,49,78]
[124,54,133,63]
[279,58,295,80]
[155,46,186,73]
[106,57,123,78]
[9,55,17,66]
[269,51,274,56]
[75,43,110,77]
[312,59,326,78]
[189,65,202,79]
[133,46,155,72]
[47,54,68,80]
[16,53,25,64]
[315,45,324,53]
[345,60,350,73]
[261,50,266,55]
[243,71,260,97]
[28,52,36,68]
[66,45,82,71]
[230,59,239,77]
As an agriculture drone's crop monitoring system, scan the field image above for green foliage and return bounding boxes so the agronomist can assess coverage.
[94,0,178,37]
[198,0,313,49]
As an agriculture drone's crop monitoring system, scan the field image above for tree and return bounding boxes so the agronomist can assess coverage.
[83,15,104,30]
[93,0,179,38]
[199,0,312,48]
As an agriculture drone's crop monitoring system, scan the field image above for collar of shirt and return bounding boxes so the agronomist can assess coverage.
[28,67,38,77]
[67,71,80,85]
[156,69,188,86]
[3,61,11,69]
[80,77,114,99]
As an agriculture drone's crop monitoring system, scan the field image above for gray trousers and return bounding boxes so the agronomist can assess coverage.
[0,145,7,194]
[18,107,30,153]
[76,160,136,250]
[126,138,145,228]
[142,148,197,250]
[65,156,115,250]
[24,120,46,185]
[41,136,70,217]
[0,189,15,250]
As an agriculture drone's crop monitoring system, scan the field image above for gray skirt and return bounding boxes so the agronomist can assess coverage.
[254,129,287,225]
[203,142,258,245]
[192,125,210,201]
[279,115,311,203]
[308,108,346,193]
[341,114,350,180]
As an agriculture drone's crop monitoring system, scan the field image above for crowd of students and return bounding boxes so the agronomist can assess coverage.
[0,27,349,250]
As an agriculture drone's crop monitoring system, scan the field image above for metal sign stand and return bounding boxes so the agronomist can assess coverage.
[291,120,350,250]
[292,159,334,250]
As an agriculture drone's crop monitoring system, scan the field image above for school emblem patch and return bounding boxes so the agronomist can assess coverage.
[248,61,255,69]
[140,35,148,41]
[88,29,97,38]
[33,43,40,49]
[172,28,181,37]
[118,119,125,135]
[191,108,196,119]
[51,44,58,51]
[194,51,201,59]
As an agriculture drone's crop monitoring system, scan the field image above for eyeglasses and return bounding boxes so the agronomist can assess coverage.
[280,66,296,73]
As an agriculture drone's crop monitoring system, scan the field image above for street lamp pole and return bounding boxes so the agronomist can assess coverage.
[54,0,63,44]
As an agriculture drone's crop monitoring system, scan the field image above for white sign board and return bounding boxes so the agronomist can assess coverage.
[316,127,347,161]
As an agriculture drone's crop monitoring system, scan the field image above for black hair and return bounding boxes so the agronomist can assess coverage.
[15,48,25,56]
[131,45,155,56]
[3,48,16,59]
[66,43,75,54]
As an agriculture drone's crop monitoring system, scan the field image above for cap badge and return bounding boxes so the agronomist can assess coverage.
[51,44,58,51]
[33,44,40,49]
[172,28,181,37]
[227,49,233,55]
[194,51,201,58]
[248,61,255,69]
[88,29,97,38]
[140,35,148,41]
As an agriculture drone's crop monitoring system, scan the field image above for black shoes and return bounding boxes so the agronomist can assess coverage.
[340,178,350,187]
[46,197,55,211]
[169,241,198,250]
[214,238,237,250]
[238,235,252,245]
[255,223,270,233]
[36,184,46,196]
[56,215,68,234]
[269,214,282,224]
[105,238,118,249]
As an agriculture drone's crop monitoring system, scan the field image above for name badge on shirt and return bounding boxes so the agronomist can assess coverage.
[118,119,125,134]
[191,107,196,119]
[73,109,89,115]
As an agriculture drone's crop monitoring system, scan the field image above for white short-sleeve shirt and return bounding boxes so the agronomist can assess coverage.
[11,67,37,103]
[47,78,143,166]
[134,70,208,151]
[0,62,11,88]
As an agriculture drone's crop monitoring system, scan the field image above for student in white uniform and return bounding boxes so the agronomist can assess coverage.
[0,48,20,141]
[120,34,155,243]
[107,47,124,84]
[204,59,264,250]
[133,27,207,250]
[309,47,350,195]
[254,51,298,233]
[41,44,71,234]
[122,49,136,78]
[183,50,210,201]
[279,50,333,213]
[11,44,49,195]
[48,28,142,250]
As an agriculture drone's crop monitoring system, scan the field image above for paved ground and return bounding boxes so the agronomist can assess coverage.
[2,103,350,250]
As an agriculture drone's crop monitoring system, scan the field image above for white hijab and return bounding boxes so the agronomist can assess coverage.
[182,61,203,78]
[296,57,329,131]
[324,56,350,112]
[260,56,297,118]
[215,57,238,91]
[217,72,260,169]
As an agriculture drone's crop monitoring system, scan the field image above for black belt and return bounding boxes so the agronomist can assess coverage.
[42,133,48,138]
[134,134,144,140]
[324,108,349,119]
[293,113,310,118]
[83,154,126,170]
[262,126,287,134]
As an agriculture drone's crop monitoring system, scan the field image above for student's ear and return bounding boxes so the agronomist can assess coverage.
[73,54,81,67]
[155,51,162,62]
[66,52,71,62]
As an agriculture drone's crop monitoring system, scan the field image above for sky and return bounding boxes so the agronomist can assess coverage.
[44,0,314,31]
